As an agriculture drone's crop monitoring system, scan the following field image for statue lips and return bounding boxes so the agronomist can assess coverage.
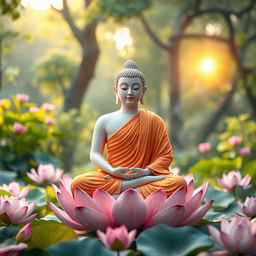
[126,97,135,100]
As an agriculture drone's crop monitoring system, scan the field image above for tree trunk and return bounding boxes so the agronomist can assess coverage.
[168,45,183,149]
[197,79,237,143]
[62,23,100,172]
[63,23,100,111]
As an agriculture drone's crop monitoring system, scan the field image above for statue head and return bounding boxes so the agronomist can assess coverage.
[114,60,145,88]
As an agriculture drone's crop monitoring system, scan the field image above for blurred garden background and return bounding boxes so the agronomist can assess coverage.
[1,0,256,255]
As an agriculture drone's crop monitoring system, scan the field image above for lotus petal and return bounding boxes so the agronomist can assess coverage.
[75,206,114,231]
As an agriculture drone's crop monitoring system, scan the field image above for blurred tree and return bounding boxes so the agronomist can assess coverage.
[33,49,78,105]
[0,28,20,90]
[139,0,256,148]
[0,0,23,20]
[51,0,152,112]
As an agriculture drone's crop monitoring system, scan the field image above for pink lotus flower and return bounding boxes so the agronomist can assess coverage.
[97,225,136,251]
[48,174,213,233]
[0,243,27,256]
[13,122,26,134]
[217,170,252,191]
[237,197,256,218]
[27,164,63,184]
[239,147,251,156]
[198,142,211,153]
[208,216,256,254]
[42,103,55,112]
[29,106,40,113]
[0,196,37,225]
[44,117,56,125]
[0,182,30,198]
[15,94,29,103]
[228,136,243,146]
[16,222,32,243]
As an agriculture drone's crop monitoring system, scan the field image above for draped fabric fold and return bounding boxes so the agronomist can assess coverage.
[71,109,186,198]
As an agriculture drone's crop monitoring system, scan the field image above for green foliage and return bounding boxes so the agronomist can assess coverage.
[53,106,97,171]
[0,170,16,184]
[137,225,212,256]
[189,114,256,186]
[86,0,152,22]
[47,238,116,256]
[0,96,60,177]
[28,219,77,250]
[0,0,22,20]
[33,49,78,102]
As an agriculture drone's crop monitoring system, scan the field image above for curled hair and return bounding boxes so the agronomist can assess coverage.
[114,60,145,87]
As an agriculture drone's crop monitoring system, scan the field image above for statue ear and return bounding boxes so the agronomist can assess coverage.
[115,95,120,104]
[140,86,147,105]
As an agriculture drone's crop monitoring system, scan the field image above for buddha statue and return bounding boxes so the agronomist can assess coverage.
[71,60,187,198]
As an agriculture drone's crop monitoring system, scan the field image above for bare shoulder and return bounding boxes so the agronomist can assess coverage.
[95,111,118,128]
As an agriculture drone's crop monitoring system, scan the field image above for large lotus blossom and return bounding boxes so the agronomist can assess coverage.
[48,174,213,232]
[27,164,63,184]
[16,222,32,243]
[198,142,211,153]
[208,216,256,254]
[0,196,37,225]
[97,225,136,251]
[0,182,29,199]
[237,197,256,218]
[0,243,27,256]
[217,170,252,191]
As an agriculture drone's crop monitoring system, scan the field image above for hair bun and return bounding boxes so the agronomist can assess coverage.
[123,60,138,69]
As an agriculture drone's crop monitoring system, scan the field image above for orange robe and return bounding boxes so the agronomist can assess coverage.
[71,109,187,198]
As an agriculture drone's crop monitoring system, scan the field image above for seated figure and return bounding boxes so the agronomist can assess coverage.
[71,60,187,198]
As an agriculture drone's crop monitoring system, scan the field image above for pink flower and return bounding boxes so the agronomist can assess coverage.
[217,171,252,191]
[0,196,37,225]
[48,174,213,233]
[97,225,136,251]
[15,94,29,103]
[27,164,63,184]
[13,122,26,134]
[0,243,27,256]
[15,222,32,243]
[208,216,256,254]
[44,117,56,125]
[42,103,55,112]
[228,136,243,146]
[29,106,40,113]
[198,142,211,153]
[239,147,251,156]
[0,182,30,198]
[237,197,256,218]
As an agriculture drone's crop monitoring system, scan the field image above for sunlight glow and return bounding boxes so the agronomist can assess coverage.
[205,23,222,36]
[22,0,63,10]
[199,58,216,74]
[104,27,133,57]
[114,28,133,54]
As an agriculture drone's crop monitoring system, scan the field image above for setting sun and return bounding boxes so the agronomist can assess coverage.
[199,58,216,73]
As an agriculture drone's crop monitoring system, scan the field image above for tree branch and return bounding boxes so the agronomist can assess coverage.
[237,0,256,17]
[140,14,171,50]
[52,0,84,46]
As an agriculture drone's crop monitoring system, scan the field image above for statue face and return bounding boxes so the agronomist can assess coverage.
[116,77,145,106]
